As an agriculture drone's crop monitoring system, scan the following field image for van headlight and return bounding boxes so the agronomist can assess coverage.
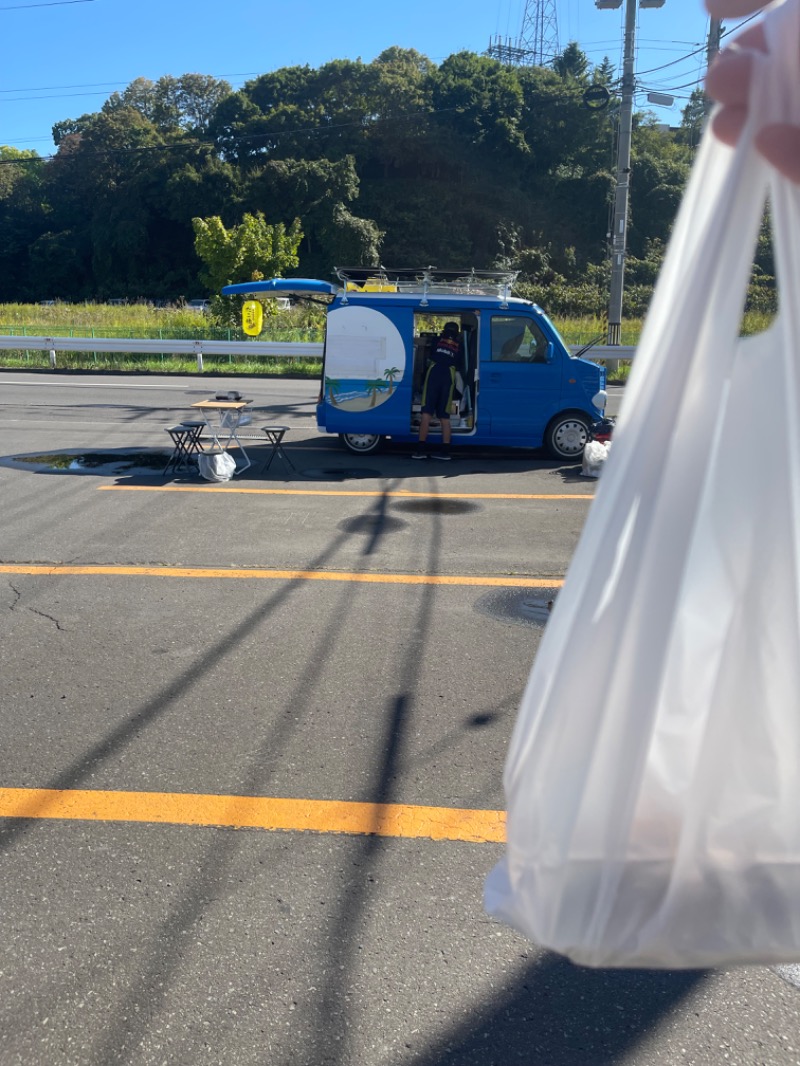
[592,389,608,410]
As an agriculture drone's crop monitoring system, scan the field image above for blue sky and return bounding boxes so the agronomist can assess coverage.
[1,0,747,155]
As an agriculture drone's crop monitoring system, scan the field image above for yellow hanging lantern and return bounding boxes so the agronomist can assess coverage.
[242,300,264,336]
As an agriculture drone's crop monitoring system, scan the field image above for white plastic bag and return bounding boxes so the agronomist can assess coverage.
[581,440,610,478]
[220,410,252,428]
[486,0,800,969]
[198,451,236,482]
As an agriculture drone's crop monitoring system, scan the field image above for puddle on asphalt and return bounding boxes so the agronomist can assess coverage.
[392,498,481,516]
[476,588,560,628]
[301,467,383,482]
[14,451,169,472]
[338,514,408,535]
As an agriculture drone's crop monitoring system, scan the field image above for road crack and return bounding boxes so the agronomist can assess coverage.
[8,580,66,630]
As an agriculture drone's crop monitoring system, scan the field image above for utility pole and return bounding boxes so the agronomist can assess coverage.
[705,17,723,116]
[596,0,665,345]
[607,0,637,345]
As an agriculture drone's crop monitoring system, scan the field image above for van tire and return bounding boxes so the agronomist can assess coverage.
[341,432,383,455]
[544,413,591,461]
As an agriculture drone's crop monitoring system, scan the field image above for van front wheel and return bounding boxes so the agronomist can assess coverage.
[544,414,590,461]
[341,432,383,455]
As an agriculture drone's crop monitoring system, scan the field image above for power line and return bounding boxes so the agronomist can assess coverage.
[634,10,759,78]
[0,0,95,8]
[0,72,264,96]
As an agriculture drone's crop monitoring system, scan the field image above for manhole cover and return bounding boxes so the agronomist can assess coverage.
[392,498,481,516]
[339,515,408,535]
[475,588,560,628]
[301,467,383,481]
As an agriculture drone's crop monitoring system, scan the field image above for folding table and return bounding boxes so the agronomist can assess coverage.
[190,399,253,475]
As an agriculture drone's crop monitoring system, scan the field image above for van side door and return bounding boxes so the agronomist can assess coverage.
[480,314,562,445]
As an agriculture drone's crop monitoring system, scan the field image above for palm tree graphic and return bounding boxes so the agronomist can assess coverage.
[366,379,388,407]
[325,377,342,406]
[383,367,401,395]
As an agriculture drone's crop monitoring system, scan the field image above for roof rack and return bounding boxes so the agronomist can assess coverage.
[334,265,519,300]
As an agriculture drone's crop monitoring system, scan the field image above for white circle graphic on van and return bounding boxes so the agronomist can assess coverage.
[324,305,405,412]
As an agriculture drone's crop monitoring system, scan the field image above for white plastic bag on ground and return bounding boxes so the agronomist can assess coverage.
[581,440,610,478]
[198,451,236,482]
[486,0,800,969]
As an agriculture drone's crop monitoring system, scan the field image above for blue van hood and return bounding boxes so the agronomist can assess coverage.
[570,356,607,413]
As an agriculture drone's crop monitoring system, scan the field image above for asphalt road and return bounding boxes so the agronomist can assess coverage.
[1,372,799,1066]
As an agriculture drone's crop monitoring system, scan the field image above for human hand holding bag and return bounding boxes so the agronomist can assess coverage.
[485,0,800,968]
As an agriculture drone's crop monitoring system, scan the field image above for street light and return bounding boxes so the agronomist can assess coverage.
[596,0,666,345]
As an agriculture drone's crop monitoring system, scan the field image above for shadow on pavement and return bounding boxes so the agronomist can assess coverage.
[410,953,707,1066]
[0,437,596,484]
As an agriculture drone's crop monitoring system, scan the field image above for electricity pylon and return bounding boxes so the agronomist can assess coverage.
[521,0,560,66]
[487,0,560,67]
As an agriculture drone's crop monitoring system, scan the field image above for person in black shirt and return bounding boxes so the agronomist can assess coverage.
[412,321,460,460]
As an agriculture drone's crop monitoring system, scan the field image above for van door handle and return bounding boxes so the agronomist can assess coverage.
[490,373,501,382]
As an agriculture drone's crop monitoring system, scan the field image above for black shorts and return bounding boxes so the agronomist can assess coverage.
[421,365,455,419]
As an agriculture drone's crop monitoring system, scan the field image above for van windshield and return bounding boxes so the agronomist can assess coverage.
[535,306,583,358]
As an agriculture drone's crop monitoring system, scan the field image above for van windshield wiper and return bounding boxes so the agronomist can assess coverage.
[572,333,605,359]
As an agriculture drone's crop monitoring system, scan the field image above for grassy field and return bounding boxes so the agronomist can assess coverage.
[0,304,774,382]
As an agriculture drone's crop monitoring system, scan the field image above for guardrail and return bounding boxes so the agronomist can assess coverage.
[0,335,636,372]
[571,345,635,372]
[0,335,324,371]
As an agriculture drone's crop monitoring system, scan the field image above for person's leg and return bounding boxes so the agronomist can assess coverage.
[431,369,454,458]
[413,412,432,458]
[432,414,451,458]
[419,411,432,442]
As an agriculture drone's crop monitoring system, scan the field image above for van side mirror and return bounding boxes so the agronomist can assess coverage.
[529,341,554,366]
[533,341,554,364]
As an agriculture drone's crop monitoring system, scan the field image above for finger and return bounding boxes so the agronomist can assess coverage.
[706,49,756,106]
[705,25,767,104]
[706,0,768,17]
[723,22,768,52]
[756,124,800,182]
[711,104,748,146]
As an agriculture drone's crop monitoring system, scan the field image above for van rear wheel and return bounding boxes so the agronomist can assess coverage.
[341,432,383,455]
[545,414,590,461]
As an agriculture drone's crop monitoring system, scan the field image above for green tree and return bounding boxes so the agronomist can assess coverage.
[0,148,49,300]
[628,120,692,254]
[104,74,232,134]
[553,42,590,82]
[431,52,527,159]
[241,156,381,277]
[676,87,706,148]
[592,56,616,87]
[159,74,233,134]
[0,146,42,198]
[192,211,303,294]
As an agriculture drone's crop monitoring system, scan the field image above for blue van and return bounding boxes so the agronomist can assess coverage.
[222,267,607,460]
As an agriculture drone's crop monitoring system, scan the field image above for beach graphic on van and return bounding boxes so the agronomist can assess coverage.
[324,306,406,412]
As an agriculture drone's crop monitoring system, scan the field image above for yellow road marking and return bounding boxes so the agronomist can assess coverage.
[0,564,563,588]
[0,788,506,844]
[99,485,594,501]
